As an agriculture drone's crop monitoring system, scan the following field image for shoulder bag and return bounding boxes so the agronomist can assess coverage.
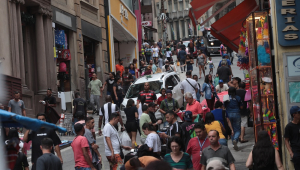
[109,124,124,159]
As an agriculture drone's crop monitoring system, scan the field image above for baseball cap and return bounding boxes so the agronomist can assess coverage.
[74,123,84,133]
[184,111,193,121]
[166,90,172,94]
[148,102,156,108]
[219,80,224,83]
[290,106,300,115]
[222,54,228,58]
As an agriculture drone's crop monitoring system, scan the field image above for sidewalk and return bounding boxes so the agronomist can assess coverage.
[228,127,254,170]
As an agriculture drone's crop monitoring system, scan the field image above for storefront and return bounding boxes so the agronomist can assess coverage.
[52,7,76,92]
[271,0,300,169]
[107,0,138,71]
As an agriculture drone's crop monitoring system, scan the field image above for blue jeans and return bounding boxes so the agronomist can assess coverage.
[72,118,78,135]
[228,112,241,144]
[75,167,91,170]
[219,138,227,146]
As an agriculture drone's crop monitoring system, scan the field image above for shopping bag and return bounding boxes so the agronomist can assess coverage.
[194,115,200,123]
[177,61,180,66]
[245,90,251,101]
[120,131,131,147]
[214,77,219,86]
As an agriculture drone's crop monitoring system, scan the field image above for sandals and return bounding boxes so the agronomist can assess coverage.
[239,138,248,143]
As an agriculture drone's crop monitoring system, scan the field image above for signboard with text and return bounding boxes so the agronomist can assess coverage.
[276,0,300,46]
[287,55,300,76]
[142,21,152,26]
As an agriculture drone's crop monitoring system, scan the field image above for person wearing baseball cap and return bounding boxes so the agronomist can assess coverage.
[147,102,162,130]
[180,111,196,151]
[284,106,300,169]
[215,79,229,93]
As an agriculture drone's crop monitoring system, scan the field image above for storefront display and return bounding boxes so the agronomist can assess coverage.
[246,11,279,150]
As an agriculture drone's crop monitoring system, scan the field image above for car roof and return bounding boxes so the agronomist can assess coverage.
[134,72,175,84]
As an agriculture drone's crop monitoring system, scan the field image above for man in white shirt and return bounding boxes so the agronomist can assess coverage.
[98,96,124,136]
[180,71,199,109]
[215,80,229,93]
[103,112,131,170]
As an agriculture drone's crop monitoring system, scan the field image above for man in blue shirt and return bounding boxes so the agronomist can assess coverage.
[177,47,187,73]
[157,39,162,48]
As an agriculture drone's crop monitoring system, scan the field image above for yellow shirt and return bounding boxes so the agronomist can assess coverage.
[205,121,225,139]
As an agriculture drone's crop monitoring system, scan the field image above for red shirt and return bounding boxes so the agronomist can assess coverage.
[186,137,210,170]
[116,64,124,77]
[71,136,92,168]
[186,99,203,120]
[157,95,167,106]
[137,90,157,104]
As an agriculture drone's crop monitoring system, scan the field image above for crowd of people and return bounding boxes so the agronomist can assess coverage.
[4,37,299,170]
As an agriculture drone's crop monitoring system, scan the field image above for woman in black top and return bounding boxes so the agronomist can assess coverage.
[246,130,284,170]
[113,77,123,107]
[124,99,139,148]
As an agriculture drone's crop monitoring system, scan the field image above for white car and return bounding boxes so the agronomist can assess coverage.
[120,72,183,124]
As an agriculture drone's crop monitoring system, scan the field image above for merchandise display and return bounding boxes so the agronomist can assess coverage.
[246,11,279,148]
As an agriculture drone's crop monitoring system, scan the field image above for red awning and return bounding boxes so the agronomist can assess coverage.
[189,0,219,27]
[210,0,258,52]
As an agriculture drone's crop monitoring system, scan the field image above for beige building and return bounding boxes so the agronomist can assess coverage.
[0,0,107,117]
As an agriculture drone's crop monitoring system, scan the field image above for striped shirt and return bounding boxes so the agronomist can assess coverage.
[164,152,193,170]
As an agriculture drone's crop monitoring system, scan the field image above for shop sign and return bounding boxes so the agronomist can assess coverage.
[120,4,129,23]
[142,21,152,26]
[287,55,300,76]
[276,0,300,46]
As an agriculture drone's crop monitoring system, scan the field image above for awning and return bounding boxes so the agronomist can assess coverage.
[0,109,67,133]
[210,0,258,52]
[144,26,157,32]
[189,0,217,27]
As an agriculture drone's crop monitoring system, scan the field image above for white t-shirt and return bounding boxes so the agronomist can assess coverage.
[99,102,119,125]
[166,51,172,58]
[180,78,199,101]
[145,133,161,152]
[103,123,120,156]
[216,84,229,93]
[152,47,159,57]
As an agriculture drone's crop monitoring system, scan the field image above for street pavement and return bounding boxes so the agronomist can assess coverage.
[27,55,254,170]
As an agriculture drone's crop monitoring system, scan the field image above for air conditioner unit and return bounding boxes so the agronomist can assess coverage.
[178,0,183,1]
[185,8,189,10]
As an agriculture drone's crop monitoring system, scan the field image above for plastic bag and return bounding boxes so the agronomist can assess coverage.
[214,77,219,86]
[120,131,131,147]
[194,115,200,123]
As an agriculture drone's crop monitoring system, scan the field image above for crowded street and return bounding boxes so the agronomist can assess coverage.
[1,0,300,170]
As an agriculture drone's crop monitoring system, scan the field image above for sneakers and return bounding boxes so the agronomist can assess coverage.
[233,140,238,151]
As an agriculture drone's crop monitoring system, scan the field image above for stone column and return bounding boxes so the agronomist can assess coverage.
[11,0,21,78]
[35,10,48,94]
[16,3,26,87]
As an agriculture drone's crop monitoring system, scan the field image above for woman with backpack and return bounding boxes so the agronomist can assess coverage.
[224,87,243,151]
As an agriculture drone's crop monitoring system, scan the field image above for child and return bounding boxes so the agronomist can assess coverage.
[208,57,214,75]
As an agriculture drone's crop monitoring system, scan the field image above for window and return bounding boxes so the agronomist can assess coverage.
[168,0,172,12]
[174,75,180,82]
[174,0,178,11]
[185,0,190,9]
[156,2,160,17]
[175,21,180,40]
[178,1,183,11]
[165,76,178,88]
[181,20,185,38]
[126,81,163,98]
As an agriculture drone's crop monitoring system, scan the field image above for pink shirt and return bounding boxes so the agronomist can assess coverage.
[71,136,92,168]
[186,99,203,119]
[75,120,95,133]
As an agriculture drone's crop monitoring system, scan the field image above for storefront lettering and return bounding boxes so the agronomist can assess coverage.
[281,0,299,40]
[120,4,128,23]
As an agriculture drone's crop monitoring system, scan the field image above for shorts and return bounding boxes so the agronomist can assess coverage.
[125,121,137,132]
[209,65,214,69]
[241,116,248,127]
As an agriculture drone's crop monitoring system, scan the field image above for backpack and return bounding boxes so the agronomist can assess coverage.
[164,99,175,111]
[221,58,228,66]
[101,103,113,126]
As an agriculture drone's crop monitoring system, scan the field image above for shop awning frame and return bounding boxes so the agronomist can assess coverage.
[210,0,259,52]
[111,15,137,42]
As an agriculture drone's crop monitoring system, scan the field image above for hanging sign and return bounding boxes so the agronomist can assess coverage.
[120,4,129,23]
[142,21,152,26]
[276,0,300,46]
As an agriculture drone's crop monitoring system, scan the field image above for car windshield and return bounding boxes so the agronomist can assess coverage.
[126,81,163,98]
[207,32,216,39]
[183,41,189,47]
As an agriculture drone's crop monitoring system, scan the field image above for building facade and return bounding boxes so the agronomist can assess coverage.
[0,0,106,116]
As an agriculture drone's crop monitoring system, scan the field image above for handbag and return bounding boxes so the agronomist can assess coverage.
[177,61,180,66]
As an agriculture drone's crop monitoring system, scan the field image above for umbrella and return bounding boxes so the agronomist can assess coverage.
[201,91,229,106]
[0,109,67,133]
